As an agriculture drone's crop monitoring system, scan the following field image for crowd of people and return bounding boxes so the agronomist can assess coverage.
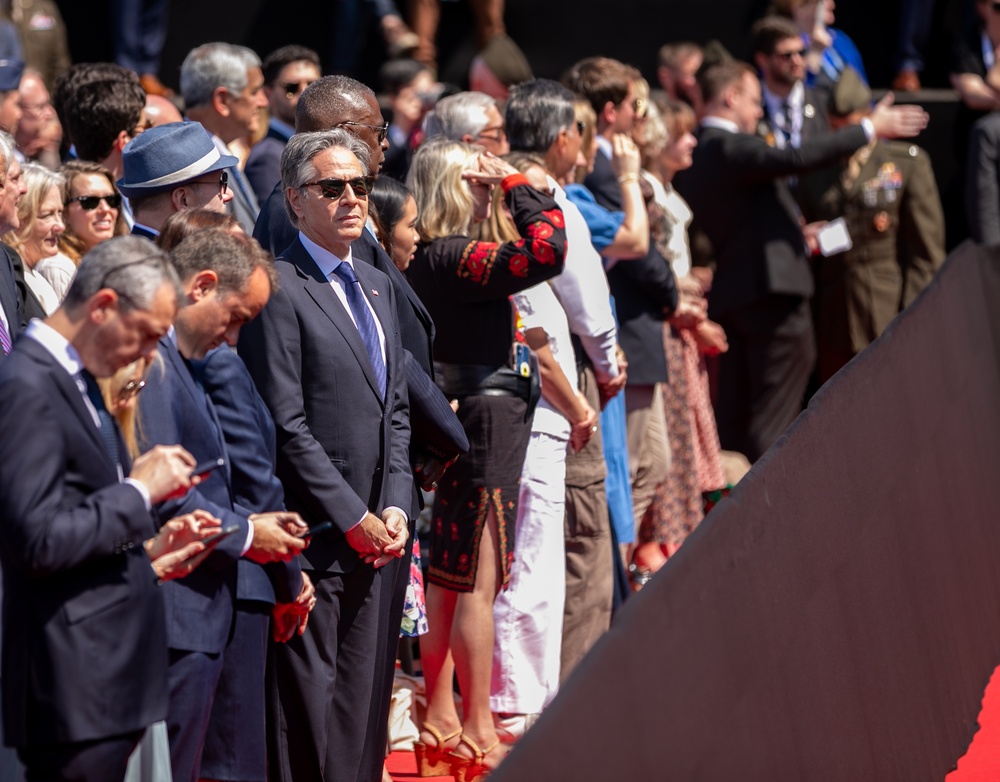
[0,1,997,780]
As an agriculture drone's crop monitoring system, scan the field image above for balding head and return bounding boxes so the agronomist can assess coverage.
[294,75,387,173]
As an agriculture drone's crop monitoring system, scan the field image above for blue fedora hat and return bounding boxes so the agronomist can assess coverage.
[117,121,238,198]
[0,58,24,92]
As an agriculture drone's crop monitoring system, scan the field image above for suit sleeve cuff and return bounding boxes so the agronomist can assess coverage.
[124,478,152,511]
[346,511,367,533]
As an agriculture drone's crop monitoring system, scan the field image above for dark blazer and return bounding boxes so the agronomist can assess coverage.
[584,149,678,386]
[674,122,868,318]
[5,244,45,328]
[238,236,413,574]
[245,123,290,206]
[138,336,249,654]
[130,223,158,241]
[253,197,467,490]
[0,337,166,747]
[758,84,830,150]
[0,244,21,351]
[227,164,260,236]
[195,346,303,605]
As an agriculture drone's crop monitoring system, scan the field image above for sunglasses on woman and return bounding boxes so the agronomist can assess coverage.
[301,176,375,199]
[67,193,122,211]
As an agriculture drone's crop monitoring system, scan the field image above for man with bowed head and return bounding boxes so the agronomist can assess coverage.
[240,128,412,781]
[0,236,226,782]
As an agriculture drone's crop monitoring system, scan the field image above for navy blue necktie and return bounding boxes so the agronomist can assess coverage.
[81,369,121,469]
[332,262,386,399]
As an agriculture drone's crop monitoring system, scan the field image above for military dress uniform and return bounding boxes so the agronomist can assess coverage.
[797,138,945,383]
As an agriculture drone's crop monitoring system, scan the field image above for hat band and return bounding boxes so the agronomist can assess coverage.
[137,147,224,188]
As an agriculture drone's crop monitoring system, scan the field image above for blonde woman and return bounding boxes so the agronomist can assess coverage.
[406,138,566,780]
[4,163,65,314]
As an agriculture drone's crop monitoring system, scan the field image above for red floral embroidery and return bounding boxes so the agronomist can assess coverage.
[542,208,564,229]
[532,239,556,265]
[458,241,499,284]
[458,553,470,572]
[526,220,554,240]
[509,253,529,277]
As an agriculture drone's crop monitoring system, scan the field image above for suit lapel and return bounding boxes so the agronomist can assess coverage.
[356,230,434,336]
[286,239,386,405]
[20,338,117,474]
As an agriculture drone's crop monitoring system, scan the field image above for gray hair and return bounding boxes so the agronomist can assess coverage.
[422,91,497,142]
[280,129,371,228]
[0,131,14,178]
[169,227,274,296]
[505,79,576,154]
[63,235,182,315]
[180,43,262,108]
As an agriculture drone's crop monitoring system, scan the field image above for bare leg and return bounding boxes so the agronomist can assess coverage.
[419,585,462,746]
[467,0,506,47]
[408,0,439,70]
[451,505,506,770]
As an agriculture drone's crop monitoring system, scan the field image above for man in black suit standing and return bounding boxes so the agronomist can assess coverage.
[0,237,209,782]
[240,129,412,782]
[674,61,928,461]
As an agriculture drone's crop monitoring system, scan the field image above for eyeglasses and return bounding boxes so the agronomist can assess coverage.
[186,171,229,196]
[476,125,506,142]
[67,193,122,211]
[117,379,146,402]
[283,80,316,99]
[301,176,375,199]
[576,120,586,135]
[338,120,390,144]
[131,117,154,136]
[774,48,806,60]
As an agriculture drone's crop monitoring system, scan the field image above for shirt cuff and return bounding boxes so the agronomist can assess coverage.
[384,506,408,522]
[860,117,875,142]
[241,518,255,556]
[124,478,152,511]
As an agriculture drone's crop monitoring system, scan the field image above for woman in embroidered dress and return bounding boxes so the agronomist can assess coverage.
[406,138,566,781]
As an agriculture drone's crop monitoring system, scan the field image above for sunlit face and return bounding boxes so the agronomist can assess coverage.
[67,173,119,251]
[268,60,320,126]
[392,70,435,128]
[472,104,509,156]
[659,127,698,174]
[110,359,148,413]
[227,67,268,138]
[767,36,807,86]
[176,265,271,359]
[288,145,369,257]
[0,159,26,233]
[15,74,54,149]
[178,170,234,213]
[470,181,492,225]
[731,72,764,133]
[22,184,63,265]
[390,194,420,271]
[88,283,177,378]
[338,93,389,173]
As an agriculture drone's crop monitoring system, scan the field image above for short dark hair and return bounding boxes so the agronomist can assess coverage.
[53,64,145,162]
[295,75,375,133]
[750,16,803,56]
[169,227,276,295]
[261,44,321,86]
[505,78,576,154]
[380,59,430,96]
[699,61,756,104]
[562,57,640,117]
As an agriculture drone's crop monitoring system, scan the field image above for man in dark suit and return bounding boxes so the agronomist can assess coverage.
[118,121,238,240]
[239,129,413,782]
[181,43,268,234]
[0,237,207,782]
[245,45,320,204]
[251,78,466,779]
[137,229,308,782]
[674,61,928,461]
[565,56,678,540]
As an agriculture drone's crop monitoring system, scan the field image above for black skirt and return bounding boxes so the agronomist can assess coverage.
[426,393,531,592]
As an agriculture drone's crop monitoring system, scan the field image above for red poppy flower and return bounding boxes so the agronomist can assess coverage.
[542,208,564,229]
[532,239,556,265]
[509,253,529,277]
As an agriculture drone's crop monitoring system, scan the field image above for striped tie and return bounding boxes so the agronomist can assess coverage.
[0,316,11,355]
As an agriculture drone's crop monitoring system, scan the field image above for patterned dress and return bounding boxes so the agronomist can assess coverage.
[641,175,727,551]
[405,174,567,592]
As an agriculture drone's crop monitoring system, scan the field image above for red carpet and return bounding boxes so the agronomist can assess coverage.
[387,749,456,781]
[947,666,1000,781]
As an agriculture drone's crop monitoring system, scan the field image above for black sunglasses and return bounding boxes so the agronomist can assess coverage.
[301,176,375,199]
[187,171,229,196]
[283,80,315,98]
[338,120,390,144]
[67,193,122,211]
[774,48,805,60]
